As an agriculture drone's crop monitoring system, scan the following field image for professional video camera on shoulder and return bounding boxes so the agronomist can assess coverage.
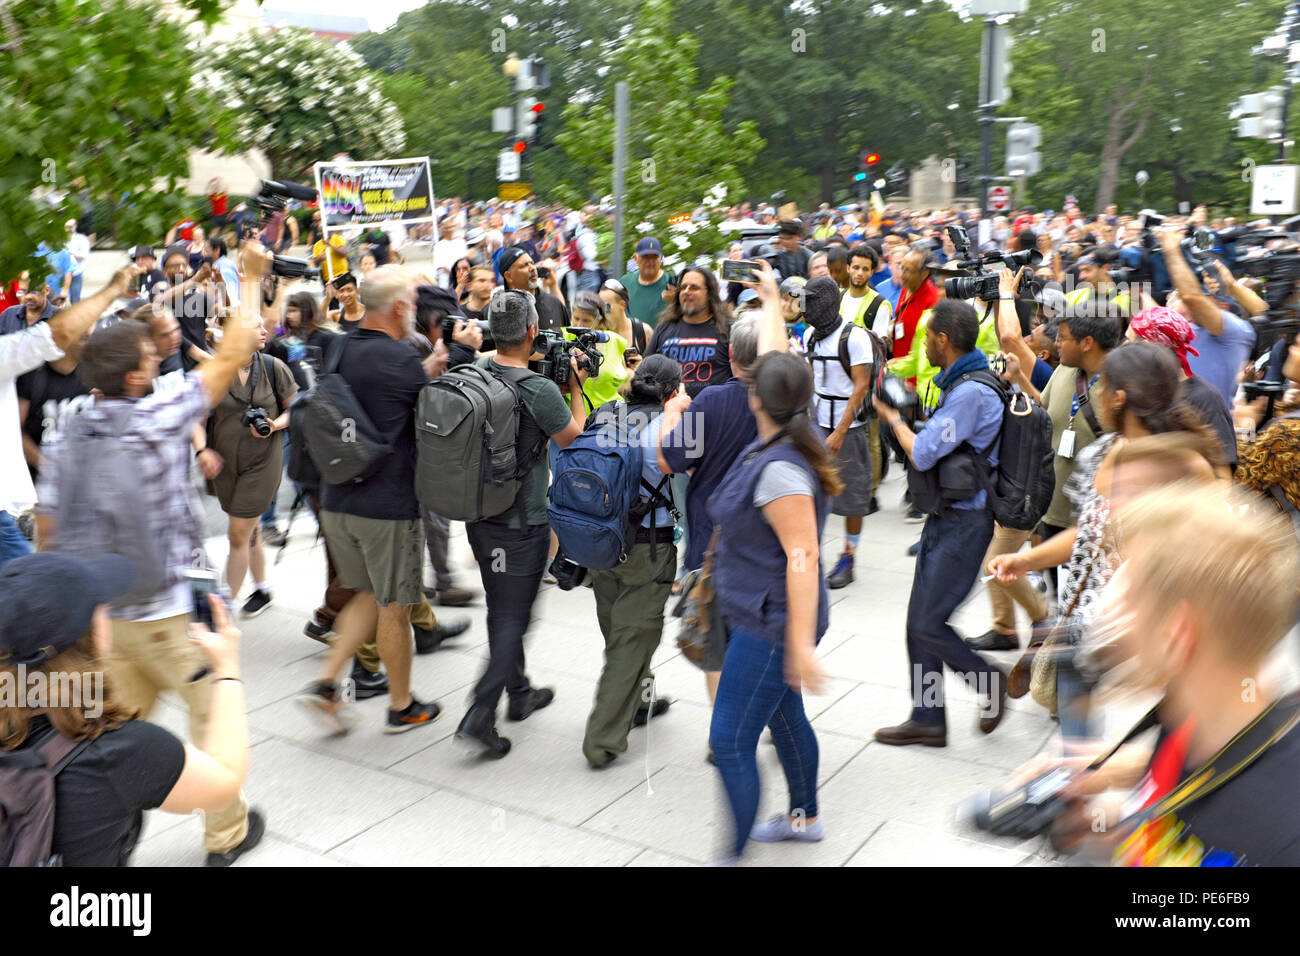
[252,178,323,282]
[939,225,1043,303]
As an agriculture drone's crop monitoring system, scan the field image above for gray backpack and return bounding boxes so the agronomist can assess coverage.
[299,335,393,485]
[54,403,171,608]
[415,362,540,522]
[0,732,89,867]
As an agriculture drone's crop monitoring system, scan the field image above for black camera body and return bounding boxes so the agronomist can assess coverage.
[548,552,587,590]
[874,371,918,412]
[529,328,605,386]
[241,406,273,437]
[253,178,318,217]
[270,255,321,282]
[441,315,495,352]
[958,767,1074,840]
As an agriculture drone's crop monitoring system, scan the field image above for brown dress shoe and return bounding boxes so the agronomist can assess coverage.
[1007,642,1042,699]
[874,720,947,747]
[979,668,1010,734]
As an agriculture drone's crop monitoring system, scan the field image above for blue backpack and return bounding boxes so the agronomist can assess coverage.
[547,403,678,569]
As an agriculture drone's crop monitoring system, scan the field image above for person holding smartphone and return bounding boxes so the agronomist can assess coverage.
[0,552,257,867]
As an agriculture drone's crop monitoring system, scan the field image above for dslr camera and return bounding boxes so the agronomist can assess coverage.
[529,328,606,386]
[241,405,274,438]
[547,551,587,591]
[441,315,495,352]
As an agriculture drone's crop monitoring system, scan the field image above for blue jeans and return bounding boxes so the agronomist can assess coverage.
[68,273,83,304]
[710,627,820,860]
[0,512,33,568]
[907,507,998,727]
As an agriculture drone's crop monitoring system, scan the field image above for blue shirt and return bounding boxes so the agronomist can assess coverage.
[215,257,241,301]
[911,376,1004,510]
[1030,357,1054,393]
[875,277,903,310]
[637,415,675,529]
[1188,310,1256,407]
[38,244,71,297]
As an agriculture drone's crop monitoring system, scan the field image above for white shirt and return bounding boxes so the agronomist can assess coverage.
[68,233,90,276]
[576,228,598,267]
[802,320,872,430]
[432,237,468,286]
[1,323,64,513]
[718,218,758,233]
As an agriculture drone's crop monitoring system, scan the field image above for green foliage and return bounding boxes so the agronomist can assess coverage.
[0,0,238,283]
[1010,0,1289,214]
[211,26,406,180]
[557,0,763,266]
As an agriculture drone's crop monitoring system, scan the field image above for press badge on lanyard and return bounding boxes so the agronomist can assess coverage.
[1058,427,1076,459]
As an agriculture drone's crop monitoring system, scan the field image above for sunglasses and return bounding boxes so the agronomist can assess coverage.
[601,279,629,301]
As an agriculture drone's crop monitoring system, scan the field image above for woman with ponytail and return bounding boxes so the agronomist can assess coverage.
[988,341,1222,741]
[707,350,840,862]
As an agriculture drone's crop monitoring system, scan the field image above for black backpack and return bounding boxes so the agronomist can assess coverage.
[908,369,1054,530]
[293,334,392,486]
[0,732,89,867]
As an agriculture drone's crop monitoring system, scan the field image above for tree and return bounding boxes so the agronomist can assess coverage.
[0,0,237,282]
[557,0,763,265]
[1010,0,1287,213]
[211,26,406,181]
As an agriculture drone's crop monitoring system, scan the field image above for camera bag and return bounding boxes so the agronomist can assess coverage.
[294,335,392,486]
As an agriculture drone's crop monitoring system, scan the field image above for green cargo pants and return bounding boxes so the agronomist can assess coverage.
[583,539,677,767]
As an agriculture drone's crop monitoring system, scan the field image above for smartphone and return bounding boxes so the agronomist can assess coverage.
[623,347,640,364]
[186,568,220,631]
[721,258,761,283]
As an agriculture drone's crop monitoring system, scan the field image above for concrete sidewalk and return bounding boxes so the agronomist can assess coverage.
[132,468,1083,867]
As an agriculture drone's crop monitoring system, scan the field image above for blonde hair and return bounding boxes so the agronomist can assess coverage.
[1116,483,1299,665]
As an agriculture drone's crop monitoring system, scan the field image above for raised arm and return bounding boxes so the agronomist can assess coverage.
[47,266,137,352]
[1159,230,1223,334]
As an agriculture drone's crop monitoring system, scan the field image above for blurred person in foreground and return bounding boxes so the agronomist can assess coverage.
[1034,484,1300,866]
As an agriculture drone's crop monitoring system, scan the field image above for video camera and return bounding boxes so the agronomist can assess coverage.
[941,226,1043,303]
[529,327,606,386]
[958,767,1075,840]
[251,179,323,282]
[1229,226,1300,353]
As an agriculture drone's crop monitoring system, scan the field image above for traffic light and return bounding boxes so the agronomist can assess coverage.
[853,172,867,182]
[513,140,526,154]
[863,152,881,166]
[517,97,542,141]
[1005,122,1041,177]
[1236,87,1287,140]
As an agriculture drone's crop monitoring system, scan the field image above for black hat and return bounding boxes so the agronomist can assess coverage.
[778,219,805,237]
[416,284,465,319]
[498,245,530,275]
[0,553,136,667]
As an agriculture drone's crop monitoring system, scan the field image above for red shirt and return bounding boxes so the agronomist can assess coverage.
[892,278,939,362]
[0,280,21,313]
[209,193,228,217]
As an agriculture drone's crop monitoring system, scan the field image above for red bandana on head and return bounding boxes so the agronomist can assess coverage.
[1129,306,1201,377]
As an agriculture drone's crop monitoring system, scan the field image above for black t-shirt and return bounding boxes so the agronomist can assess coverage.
[646,316,733,397]
[171,286,215,371]
[159,351,183,376]
[534,290,570,334]
[16,717,186,867]
[320,328,427,520]
[1180,374,1237,468]
[15,363,91,477]
[1128,718,1300,866]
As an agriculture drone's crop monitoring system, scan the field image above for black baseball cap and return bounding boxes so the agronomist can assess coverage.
[778,219,805,237]
[0,553,136,666]
[416,284,465,319]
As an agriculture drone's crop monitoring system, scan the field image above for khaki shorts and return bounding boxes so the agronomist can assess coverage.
[319,512,423,607]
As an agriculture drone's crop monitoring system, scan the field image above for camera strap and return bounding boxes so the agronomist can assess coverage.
[1090,692,1300,833]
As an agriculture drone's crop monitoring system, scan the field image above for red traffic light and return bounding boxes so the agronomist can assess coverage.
[864,153,881,165]
[513,141,527,153]
[530,102,545,113]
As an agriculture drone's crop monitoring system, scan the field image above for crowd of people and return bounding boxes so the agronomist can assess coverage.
[1,187,1298,868]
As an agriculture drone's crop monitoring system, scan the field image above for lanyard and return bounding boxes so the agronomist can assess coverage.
[1071,373,1099,419]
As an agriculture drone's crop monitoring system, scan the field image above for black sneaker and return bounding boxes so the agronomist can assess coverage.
[295,681,351,735]
[303,620,334,644]
[349,658,388,700]
[826,553,855,589]
[506,687,555,722]
[205,808,266,867]
[383,698,443,734]
[260,526,286,547]
[632,697,671,727]
[414,617,470,655]
[904,507,926,524]
[240,589,272,618]
[455,705,512,758]
[866,496,880,516]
